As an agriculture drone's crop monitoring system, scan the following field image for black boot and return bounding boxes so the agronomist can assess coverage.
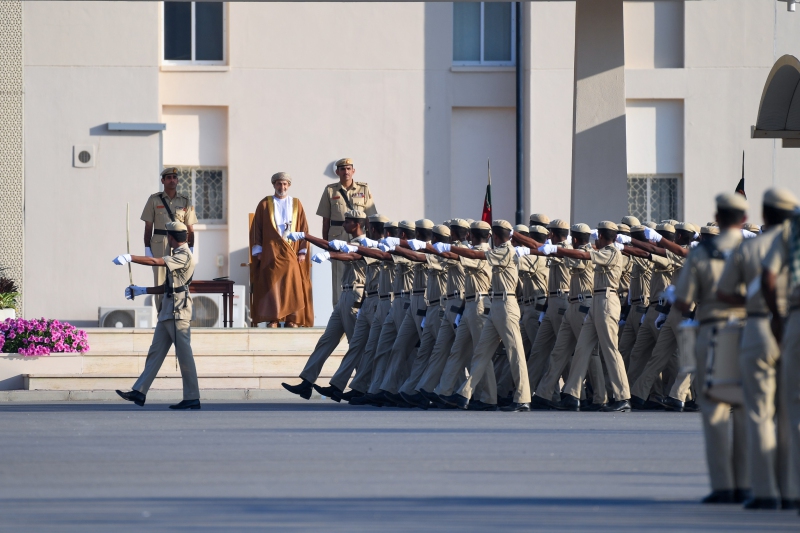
[282,379,313,400]
[733,488,753,504]
[743,497,779,510]
[400,391,430,410]
[701,490,735,504]
[439,393,469,410]
[658,396,684,412]
[601,399,631,412]
[500,402,530,412]
[169,399,201,410]
[420,389,454,409]
[468,399,498,411]
[338,389,364,402]
[116,389,146,407]
[683,400,700,412]
[781,498,799,510]
[552,394,580,411]
[529,395,553,410]
[313,383,343,402]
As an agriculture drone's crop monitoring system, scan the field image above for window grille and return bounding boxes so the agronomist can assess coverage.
[171,166,226,223]
[627,174,681,223]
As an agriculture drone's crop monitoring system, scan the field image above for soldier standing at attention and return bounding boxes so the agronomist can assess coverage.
[141,167,197,308]
[317,158,377,305]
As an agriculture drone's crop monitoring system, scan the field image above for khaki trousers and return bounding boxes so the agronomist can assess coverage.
[619,303,645,368]
[535,301,588,402]
[457,298,531,403]
[627,306,661,385]
[630,307,682,400]
[435,298,496,404]
[520,299,544,358]
[367,296,410,394]
[414,297,462,394]
[563,293,629,401]
[695,323,749,491]
[347,298,393,393]
[327,225,349,306]
[494,347,514,399]
[399,304,445,395]
[133,319,199,401]
[379,295,427,394]
[150,236,171,310]
[299,288,360,384]
[527,295,569,395]
[780,310,800,502]
[328,295,379,391]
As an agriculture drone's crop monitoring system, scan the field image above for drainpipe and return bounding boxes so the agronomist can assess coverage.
[515,2,524,225]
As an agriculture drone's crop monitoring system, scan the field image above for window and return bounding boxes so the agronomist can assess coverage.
[171,166,227,223]
[628,174,681,223]
[453,2,515,66]
[163,2,225,64]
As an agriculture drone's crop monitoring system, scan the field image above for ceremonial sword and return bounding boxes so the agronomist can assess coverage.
[127,202,134,300]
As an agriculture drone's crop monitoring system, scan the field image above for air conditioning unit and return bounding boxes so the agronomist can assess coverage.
[99,306,156,328]
[191,285,246,328]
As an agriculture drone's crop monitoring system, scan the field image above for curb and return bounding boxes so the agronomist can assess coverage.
[0,389,323,402]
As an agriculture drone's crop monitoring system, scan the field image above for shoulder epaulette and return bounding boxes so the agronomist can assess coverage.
[355,181,368,187]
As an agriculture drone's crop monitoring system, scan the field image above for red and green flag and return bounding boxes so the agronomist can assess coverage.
[482,159,492,223]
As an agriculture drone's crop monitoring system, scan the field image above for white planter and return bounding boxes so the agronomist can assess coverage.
[0,308,15,321]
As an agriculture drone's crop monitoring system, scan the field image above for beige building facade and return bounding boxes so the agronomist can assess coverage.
[3,0,800,325]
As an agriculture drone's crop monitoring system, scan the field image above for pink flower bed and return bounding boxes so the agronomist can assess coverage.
[0,318,90,356]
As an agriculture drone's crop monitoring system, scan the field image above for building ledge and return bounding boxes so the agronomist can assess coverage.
[451,66,516,73]
[160,65,230,72]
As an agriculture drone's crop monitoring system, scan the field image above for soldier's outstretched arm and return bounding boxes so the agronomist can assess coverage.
[303,234,334,251]
[657,238,689,257]
[622,246,650,258]
[447,246,487,260]
[113,254,167,267]
[511,232,543,249]
[329,251,361,262]
[391,246,427,262]
[356,245,392,261]
[423,243,458,259]
[551,247,590,261]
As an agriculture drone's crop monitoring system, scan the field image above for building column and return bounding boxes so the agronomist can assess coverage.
[0,1,24,314]
[570,0,628,225]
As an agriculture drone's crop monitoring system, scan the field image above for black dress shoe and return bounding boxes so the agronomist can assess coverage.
[781,498,799,510]
[337,389,364,402]
[743,497,779,510]
[529,395,552,410]
[427,394,455,409]
[497,393,513,407]
[468,399,498,411]
[601,400,631,412]
[583,402,607,412]
[282,379,313,400]
[439,393,469,410]
[631,395,661,410]
[734,488,753,504]
[349,393,381,407]
[500,402,530,412]
[552,394,580,411]
[658,396,684,412]
[381,391,407,407]
[116,389,146,406]
[683,400,700,412]
[702,490,735,504]
[169,399,201,410]
[400,391,430,410]
[313,383,343,402]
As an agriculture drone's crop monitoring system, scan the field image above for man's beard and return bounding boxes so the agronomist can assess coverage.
[274,190,288,198]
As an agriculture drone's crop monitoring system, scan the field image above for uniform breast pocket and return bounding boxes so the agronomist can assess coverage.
[174,209,186,223]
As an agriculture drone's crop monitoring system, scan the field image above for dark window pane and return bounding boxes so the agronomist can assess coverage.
[164,2,192,60]
[453,3,480,62]
[196,2,224,61]
[484,2,512,62]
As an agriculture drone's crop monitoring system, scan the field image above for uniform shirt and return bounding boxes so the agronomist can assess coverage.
[485,241,519,295]
[629,256,653,303]
[564,243,595,298]
[392,255,416,294]
[649,253,675,303]
[517,253,549,301]
[719,227,785,316]
[140,192,198,229]
[547,241,572,294]
[316,181,377,222]
[444,242,469,296]
[364,256,382,294]
[377,259,396,297]
[618,254,632,295]
[425,254,448,303]
[412,259,429,292]
[665,247,688,280]
[588,244,624,291]
[339,236,370,288]
[158,244,196,322]
[462,242,492,296]
[674,229,746,323]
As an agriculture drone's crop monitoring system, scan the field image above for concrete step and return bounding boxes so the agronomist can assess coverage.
[0,389,324,402]
[25,373,335,391]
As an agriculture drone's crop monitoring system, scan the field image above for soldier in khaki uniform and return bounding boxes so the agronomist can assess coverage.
[140,167,197,308]
[114,222,201,410]
[619,224,653,367]
[674,193,750,505]
[316,158,377,306]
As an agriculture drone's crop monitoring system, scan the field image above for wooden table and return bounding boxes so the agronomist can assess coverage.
[189,280,235,327]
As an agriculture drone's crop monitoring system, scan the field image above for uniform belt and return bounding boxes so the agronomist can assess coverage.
[489,291,510,301]
[630,297,645,305]
[549,290,567,297]
[593,288,614,295]
[342,284,364,291]
[747,312,769,318]
[366,290,379,297]
[428,298,441,306]
[330,221,345,226]
[379,293,394,301]
[447,291,464,300]
[569,294,592,303]
[397,290,413,297]
[153,229,168,236]
[464,292,487,302]
[523,295,547,305]
[412,289,426,295]
[165,284,189,296]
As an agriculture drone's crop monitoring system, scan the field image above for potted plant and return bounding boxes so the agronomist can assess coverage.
[0,268,19,321]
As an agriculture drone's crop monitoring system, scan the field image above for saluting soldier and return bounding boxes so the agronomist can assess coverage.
[141,167,197,308]
[317,158,377,305]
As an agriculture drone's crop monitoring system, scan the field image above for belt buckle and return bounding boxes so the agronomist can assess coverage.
[577,294,584,303]
[659,297,665,306]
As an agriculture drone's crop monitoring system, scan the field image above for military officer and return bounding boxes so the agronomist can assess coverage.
[515,224,550,390]
[140,167,197,308]
[316,158,377,305]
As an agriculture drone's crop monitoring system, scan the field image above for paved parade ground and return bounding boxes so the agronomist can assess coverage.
[0,399,797,532]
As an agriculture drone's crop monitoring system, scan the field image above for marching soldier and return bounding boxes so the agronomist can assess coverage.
[515,224,550,390]
[316,158,377,305]
[140,167,197,308]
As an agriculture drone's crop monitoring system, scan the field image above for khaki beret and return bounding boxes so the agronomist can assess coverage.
[399,220,416,231]
[706,221,718,227]
[618,223,631,233]
[471,220,491,231]
[466,219,476,225]
[643,221,657,229]
[572,223,591,234]
[492,219,513,231]
[743,222,761,233]
[335,157,355,168]
[675,222,694,232]
[763,187,799,211]
[661,219,680,227]
[514,224,529,233]
[621,215,640,227]
[165,221,187,232]
[415,219,434,230]
[529,224,548,235]
[161,167,179,177]
[385,220,398,229]
[656,223,675,233]
[433,225,451,237]
[717,192,749,211]
[630,224,646,232]
[529,213,550,226]
[271,172,291,184]
[442,219,452,227]
[701,225,720,235]
[344,209,367,220]
[597,221,619,231]
[450,218,470,229]
[547,218,570,230]
[369,214,389,223]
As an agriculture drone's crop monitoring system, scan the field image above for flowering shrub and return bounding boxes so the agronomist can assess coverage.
[0,318,90,356]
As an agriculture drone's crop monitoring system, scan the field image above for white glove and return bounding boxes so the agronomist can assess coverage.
[343,244,358,253]
[408,239,428,251]
[538,312,545,324]
[286,232,305,242]
[538,244,558,255]
[433,242,451,253]
[421,317,426,328]
[359,237,379,247]
[383,237,401,247]
[329,239,348,251]
[613,242,624,251]
[454,314,462,327]
[112,254,132,265]
[694,232,699,239]
[515,246,531,257]
[125,285,147,300]
[144,247,153,258]
[311,251,330,263]
[189,247,194,253]
[742,229,758,239]
[690,241,699,248]
[545,239,552,245]
[640,312,646,324]
[655,313,667,330]
[378,243,395,252]
[251,245,263,256]
[664,285,677,304]
[619,319,626,326]
[644,227,662,243]
[616,234,631,244]
[746,277,761,300]
[590,230,598,242]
